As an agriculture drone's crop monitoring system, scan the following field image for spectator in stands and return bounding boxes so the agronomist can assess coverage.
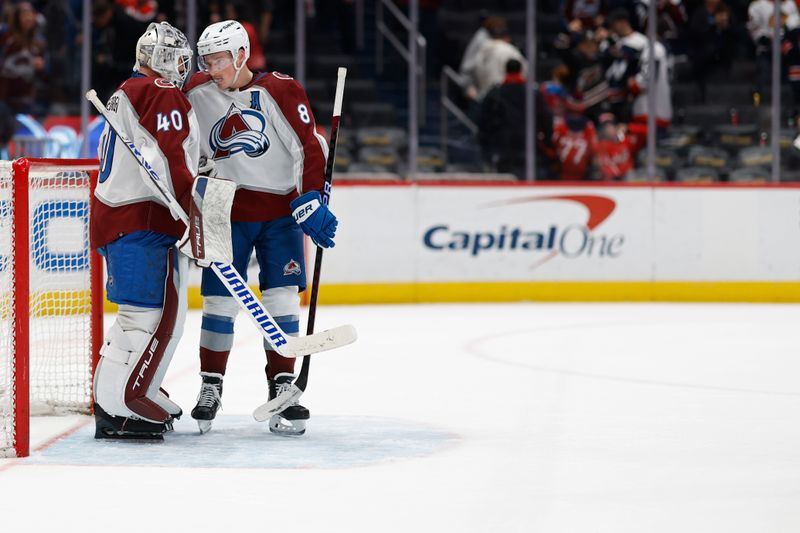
[469,22,525,100]
[688,0,735,102]
[459,14,505,101]
[477,58,526,178]
[552,104,598,180]
[605,9,673,133]
[594,112,644,179]
[747,0,799,103]
[0,1,46,114]
[540,63,570,118]
[556,30,609,121]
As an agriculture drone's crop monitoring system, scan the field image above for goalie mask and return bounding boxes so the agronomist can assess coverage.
[134,22,193,88]
[197,20,250,85]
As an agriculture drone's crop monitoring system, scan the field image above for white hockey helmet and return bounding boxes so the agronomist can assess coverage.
[197,20,250,82]
[134,21,193,88]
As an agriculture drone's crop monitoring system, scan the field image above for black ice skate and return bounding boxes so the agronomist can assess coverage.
[268,373,310,436]
[191,372,223,434]
[93,403,170,441]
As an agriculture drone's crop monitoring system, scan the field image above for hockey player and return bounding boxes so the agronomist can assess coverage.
[184,20,336,436]
[91,21,234,439]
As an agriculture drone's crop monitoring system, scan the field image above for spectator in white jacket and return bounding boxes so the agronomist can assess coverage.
[747,0,800,100]
[463,21,526,101]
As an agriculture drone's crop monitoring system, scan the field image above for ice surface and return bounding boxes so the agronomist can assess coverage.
[1,303,800,533]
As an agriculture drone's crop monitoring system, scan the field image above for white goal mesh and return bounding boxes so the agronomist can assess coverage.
[0,159,101,457]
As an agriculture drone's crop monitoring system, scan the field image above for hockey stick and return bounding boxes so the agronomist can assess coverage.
[85,89,356,358]
[253,67,347,421]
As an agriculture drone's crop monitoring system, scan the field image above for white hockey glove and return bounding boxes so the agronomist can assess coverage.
[198,156,218,178]
[178,175,235,267]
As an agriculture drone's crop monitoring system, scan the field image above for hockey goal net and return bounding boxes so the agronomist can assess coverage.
[0,158,103,458]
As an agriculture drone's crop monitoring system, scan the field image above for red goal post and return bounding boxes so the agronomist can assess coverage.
[0,158,103,457]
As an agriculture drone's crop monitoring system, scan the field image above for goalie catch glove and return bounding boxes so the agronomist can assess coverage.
[290,191,338,248]
[178,174,235,267]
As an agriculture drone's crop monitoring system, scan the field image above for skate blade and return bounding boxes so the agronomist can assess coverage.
[197,419,213,434]
[268,416,306,437]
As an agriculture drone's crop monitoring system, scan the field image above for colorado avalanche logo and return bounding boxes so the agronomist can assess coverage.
[209,104,270,160]
[283,259,301,276]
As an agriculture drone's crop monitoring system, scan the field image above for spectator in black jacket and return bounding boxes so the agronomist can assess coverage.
[478,58,527,178]
[688,0,735,102]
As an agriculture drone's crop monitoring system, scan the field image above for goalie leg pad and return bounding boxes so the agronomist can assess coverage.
[145,253,189,402]
[94,250,184,424]
[155,389,183,420]
[94,309,159,420]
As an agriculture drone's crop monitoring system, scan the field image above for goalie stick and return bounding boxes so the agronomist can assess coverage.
[253,67,347,421]
[85,89,356,358]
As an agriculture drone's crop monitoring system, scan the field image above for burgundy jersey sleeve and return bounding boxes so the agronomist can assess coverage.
[261,73,328,194]
[122,78,198,209]
[184,72,213,93]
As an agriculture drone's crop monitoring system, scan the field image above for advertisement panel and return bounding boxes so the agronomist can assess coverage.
[415,186,654,281]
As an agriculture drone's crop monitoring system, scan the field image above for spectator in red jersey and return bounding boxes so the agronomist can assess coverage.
[478,58,527,178]
[0,1,46,114]
[594,112,645,180]
[552,105,598,180]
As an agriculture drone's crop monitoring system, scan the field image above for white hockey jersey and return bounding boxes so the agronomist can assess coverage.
[184,71,329,222]
[605,31,673,125]
[91,73,200,249]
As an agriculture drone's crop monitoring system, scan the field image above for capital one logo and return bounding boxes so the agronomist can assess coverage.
[423,194,624,268]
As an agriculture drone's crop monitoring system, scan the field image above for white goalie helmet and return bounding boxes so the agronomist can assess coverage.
[197,20,250,81]
[134,21,193,88]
